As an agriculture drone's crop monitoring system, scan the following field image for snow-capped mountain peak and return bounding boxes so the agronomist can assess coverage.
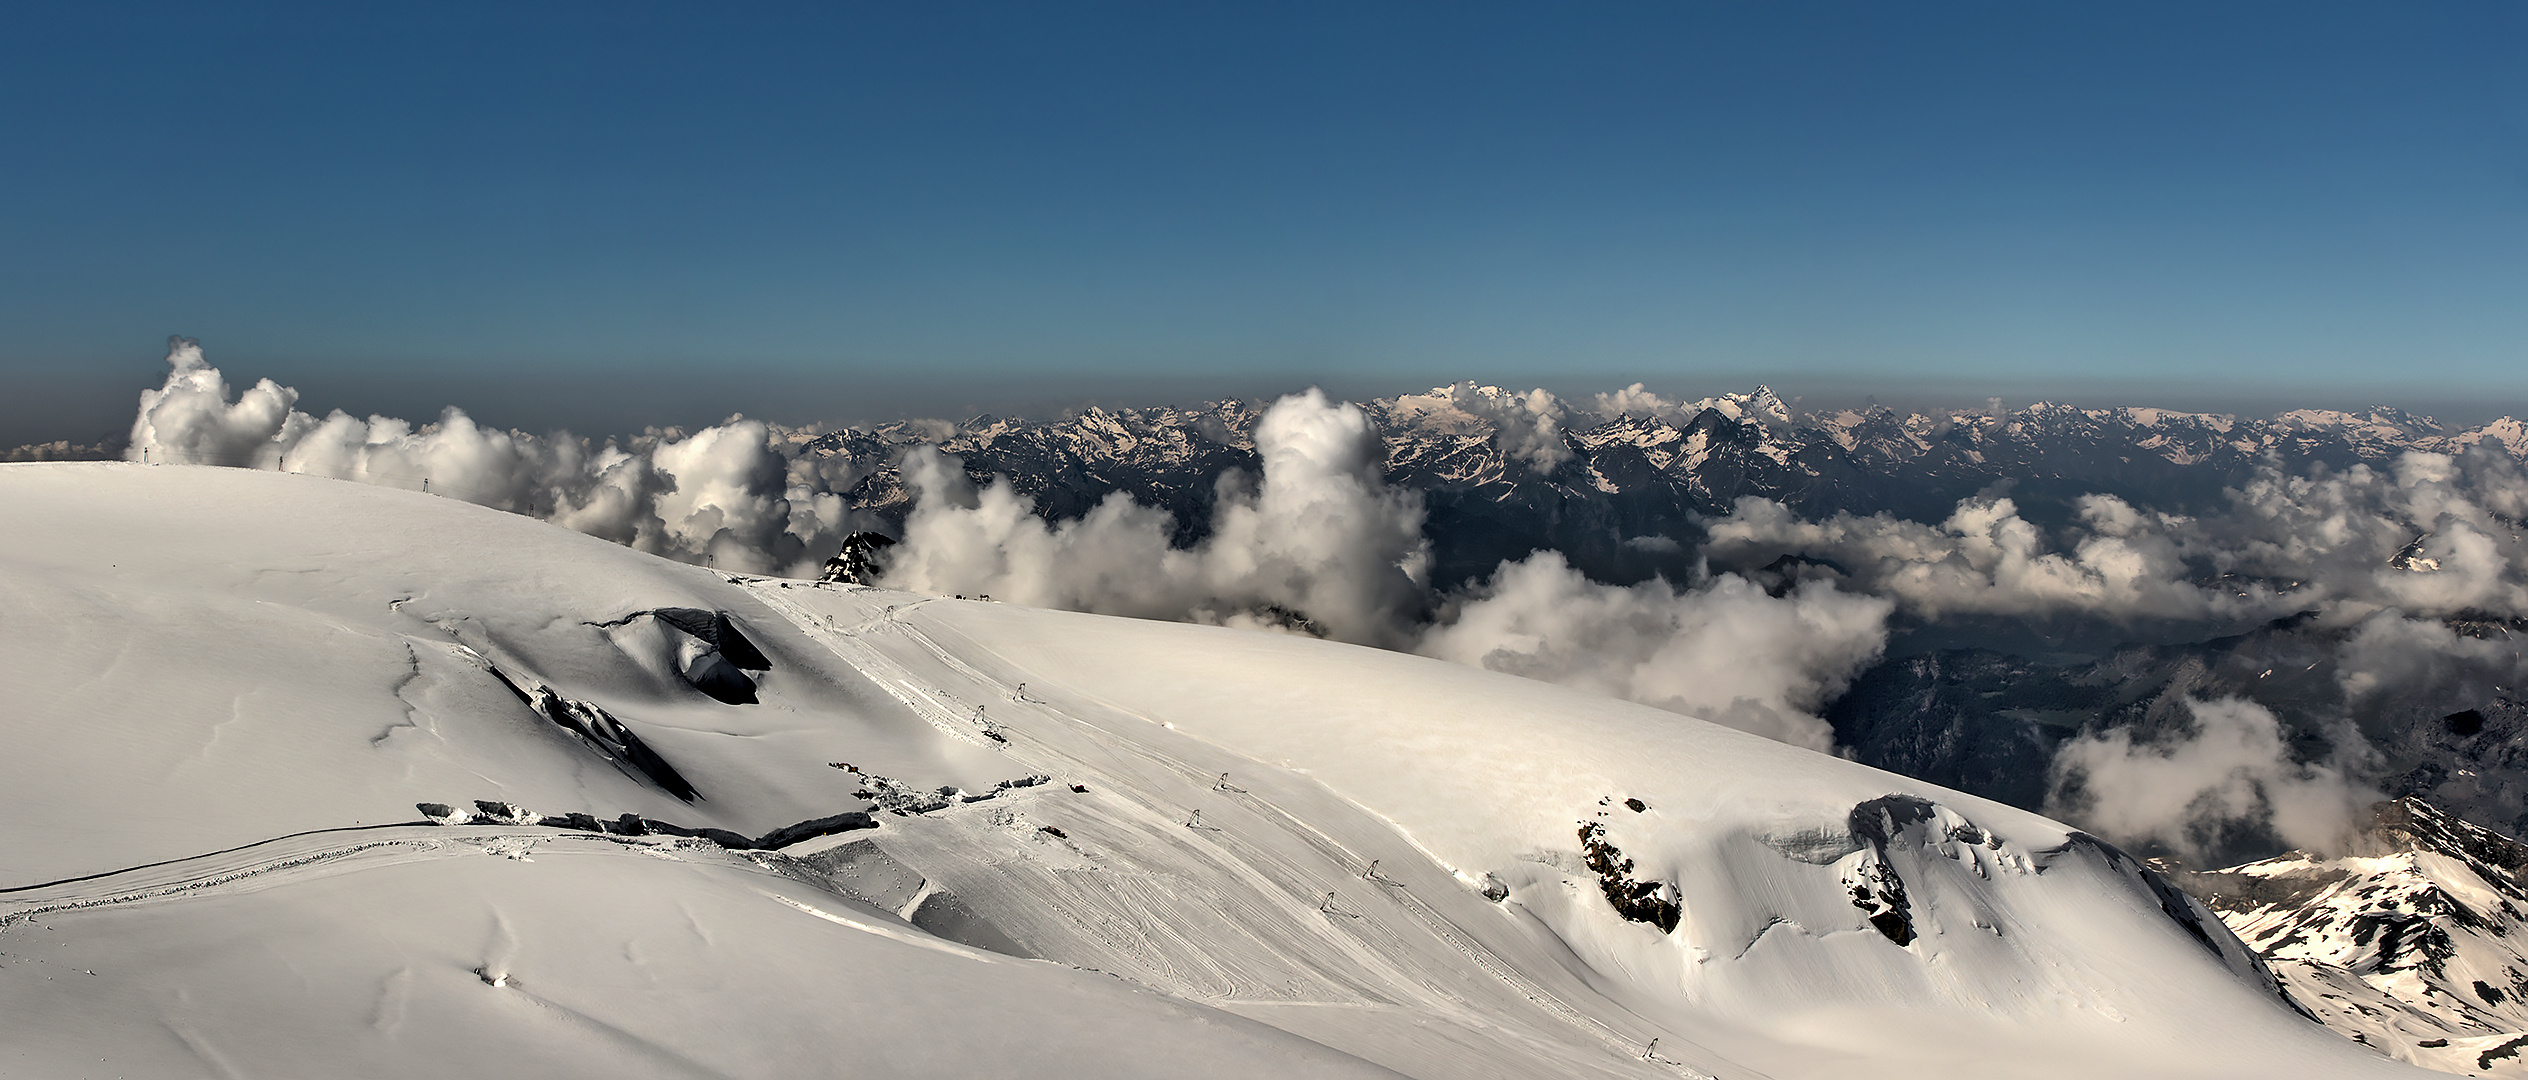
[795,386,2525,593]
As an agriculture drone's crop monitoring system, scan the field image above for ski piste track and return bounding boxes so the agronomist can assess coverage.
[754,579,1735,1077]
[3,578,1729,1080]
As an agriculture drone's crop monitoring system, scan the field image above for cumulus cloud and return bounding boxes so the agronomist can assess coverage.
[881,389,1434,648]
[1415,553,1891,751]
[2334,609,2528,715]
[2199,451,2528,621]
[124,337,877,575]
[1708,493,2257,622]
[1708,449,2528,627]
[130,338,301,469]
[2048,697,2380,864]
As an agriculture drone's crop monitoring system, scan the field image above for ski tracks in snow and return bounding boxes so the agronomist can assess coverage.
[753,583,1732,1078]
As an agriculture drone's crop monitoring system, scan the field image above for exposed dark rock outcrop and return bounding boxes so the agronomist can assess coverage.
[820,532,898,585]
[1843,796,1935,946]
[753,812,882,850]
[415,800,878,851]
[1844,852,1913,946]
[1577,820,1680,933]
[854,772,1051,816]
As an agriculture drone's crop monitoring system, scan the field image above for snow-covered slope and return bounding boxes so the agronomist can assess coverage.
[0,462,2428,1078]
[2186,799,2528,1076]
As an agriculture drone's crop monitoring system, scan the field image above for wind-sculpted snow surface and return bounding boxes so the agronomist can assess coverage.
[928,598,2412,1077]
[0,463,2429,1078]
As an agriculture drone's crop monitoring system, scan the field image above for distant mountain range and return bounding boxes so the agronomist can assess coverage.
[801,384,2528,591]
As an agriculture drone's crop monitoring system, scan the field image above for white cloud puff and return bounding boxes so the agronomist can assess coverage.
[124,337,874,575]
[881,389,1433,648]
[2049,697,2379,864]
[1415,553,1891,752]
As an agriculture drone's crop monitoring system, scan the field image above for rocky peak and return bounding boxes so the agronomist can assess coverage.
[2179,797,2528,1074]
[2363,798,2528,878]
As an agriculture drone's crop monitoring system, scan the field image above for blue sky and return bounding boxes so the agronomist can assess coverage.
[4,2,2524,439]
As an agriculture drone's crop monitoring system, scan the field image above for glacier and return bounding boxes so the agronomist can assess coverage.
[0,461,2431,1078]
